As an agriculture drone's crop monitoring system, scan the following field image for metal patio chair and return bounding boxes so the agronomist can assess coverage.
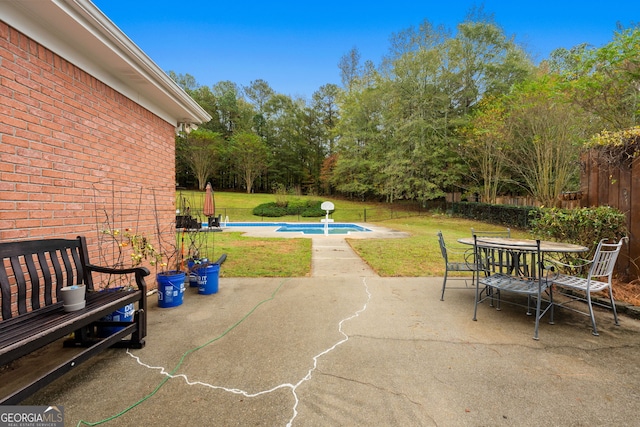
[549,237,626,336]
[471,227,512,274]
[473,236,552,340]
[437,231,478,301]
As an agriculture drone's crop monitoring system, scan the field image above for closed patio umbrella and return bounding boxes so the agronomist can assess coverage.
[203,182,216,226]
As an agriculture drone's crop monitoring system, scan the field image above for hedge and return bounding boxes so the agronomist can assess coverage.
[450,202,536,229]
[253,199,329,218]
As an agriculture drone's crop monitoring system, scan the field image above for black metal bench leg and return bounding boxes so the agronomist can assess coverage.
[129,309,146,349]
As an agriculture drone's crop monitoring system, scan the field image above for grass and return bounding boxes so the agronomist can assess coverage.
[348,215,529,277]
[177,191,528,278]
[192,231,312,277]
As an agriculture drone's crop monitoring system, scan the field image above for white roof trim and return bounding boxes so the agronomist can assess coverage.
[0,0,211,126]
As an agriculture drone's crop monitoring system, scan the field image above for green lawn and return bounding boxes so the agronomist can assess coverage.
[178,192,529,278]
[192,231,312,277]
[348,215,529,277]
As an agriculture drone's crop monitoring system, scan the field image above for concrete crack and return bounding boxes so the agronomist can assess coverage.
[128,277,372,427]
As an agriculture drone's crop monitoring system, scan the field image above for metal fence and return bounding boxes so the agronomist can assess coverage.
[177,206,441,225]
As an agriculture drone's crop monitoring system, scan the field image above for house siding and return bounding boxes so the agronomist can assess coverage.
[0,21,177,282]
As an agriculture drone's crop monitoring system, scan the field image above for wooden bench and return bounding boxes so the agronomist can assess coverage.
[0,236,149,404]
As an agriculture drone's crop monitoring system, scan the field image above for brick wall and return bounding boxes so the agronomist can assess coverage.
[0,22,177,283]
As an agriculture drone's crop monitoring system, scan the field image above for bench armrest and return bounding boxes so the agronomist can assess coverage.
[85,264,150,293]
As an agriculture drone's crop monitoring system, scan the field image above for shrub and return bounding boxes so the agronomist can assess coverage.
[451,202,537,228]
[300,201,328,217]
[252,203,288,217]
[252,200,328,218]
[286,198,310,214]
[529,206,627,251]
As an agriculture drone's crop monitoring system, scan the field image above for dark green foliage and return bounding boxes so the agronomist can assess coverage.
[253,200,330,218]
[252,203,288,217]
[451,202,536,229]
[529,206,627,251]
[299,201,328,217]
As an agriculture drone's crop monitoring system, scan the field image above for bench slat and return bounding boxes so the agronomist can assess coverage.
[25,253,41,311]
[10,256,28,316]
[37,251,54,306]
[0,263,12,320]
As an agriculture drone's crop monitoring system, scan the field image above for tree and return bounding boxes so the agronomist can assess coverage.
[244,79,275,112]
[366,17,531,202]
[460,96,509,203]
[550,26,640,130]
[262,94,309,190]
[211,81,253,137]
[177,129,223,190]
[332,72,386,200]
[168,71,198,92]
[311,84,341,155]
[338,47,362,92]
[502,77,588,207]
[230,132,269,194]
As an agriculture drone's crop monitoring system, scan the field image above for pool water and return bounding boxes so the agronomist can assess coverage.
[224,222,370,235]
[276,223,370,234]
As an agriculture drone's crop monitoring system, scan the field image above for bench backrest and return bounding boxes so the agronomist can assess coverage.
[0,237,94,320]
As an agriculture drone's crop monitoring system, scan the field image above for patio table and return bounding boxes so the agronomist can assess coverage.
[457,237,588,339]
[457,237,588,254]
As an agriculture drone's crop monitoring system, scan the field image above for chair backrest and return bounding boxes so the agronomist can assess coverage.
[471,228,511,238]
[473,235,541,279]
[588,238,626,280]
[437,231,448,262]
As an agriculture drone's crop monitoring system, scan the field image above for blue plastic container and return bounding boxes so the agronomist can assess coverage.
[187,259,208,287]
[97,302,134,337]
[197,264,219,295]
[157,271,186,308]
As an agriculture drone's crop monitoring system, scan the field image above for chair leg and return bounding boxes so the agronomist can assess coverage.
[586,292,599,336]
[608,286,620,326]
[548,286,555,325]
[473,280,480,321]
[533,290,543,340]
[440,271,448,301]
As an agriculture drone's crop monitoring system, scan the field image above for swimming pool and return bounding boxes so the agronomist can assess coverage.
[224,222,371,235]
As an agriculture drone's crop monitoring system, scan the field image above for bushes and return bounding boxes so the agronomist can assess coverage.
[252,203,288,217]
[452,202,627,252]
[529,206,627,250]
[253,199,329,218]
[451,202,536,228]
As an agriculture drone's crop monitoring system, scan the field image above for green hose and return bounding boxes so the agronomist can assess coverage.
[76,278,288,426]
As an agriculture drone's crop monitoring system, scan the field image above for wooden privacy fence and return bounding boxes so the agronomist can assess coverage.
[580,150,640,280]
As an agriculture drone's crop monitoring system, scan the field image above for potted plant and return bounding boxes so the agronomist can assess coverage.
[154,224,187,308]
[96,227,166,335]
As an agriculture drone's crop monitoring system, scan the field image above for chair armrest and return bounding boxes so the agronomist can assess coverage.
[545,257,592,276]
[446,246,473,256]
[545,257,591,268]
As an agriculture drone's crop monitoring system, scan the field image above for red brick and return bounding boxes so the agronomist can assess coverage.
[0,229,30,240]
[1,23,174,258]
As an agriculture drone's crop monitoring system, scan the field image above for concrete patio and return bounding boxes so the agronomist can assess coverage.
[18,231,640,426]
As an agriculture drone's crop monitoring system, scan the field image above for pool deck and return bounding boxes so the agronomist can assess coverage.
[15,227,640,426]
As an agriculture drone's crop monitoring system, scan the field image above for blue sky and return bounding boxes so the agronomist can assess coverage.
[92,0,639,100]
